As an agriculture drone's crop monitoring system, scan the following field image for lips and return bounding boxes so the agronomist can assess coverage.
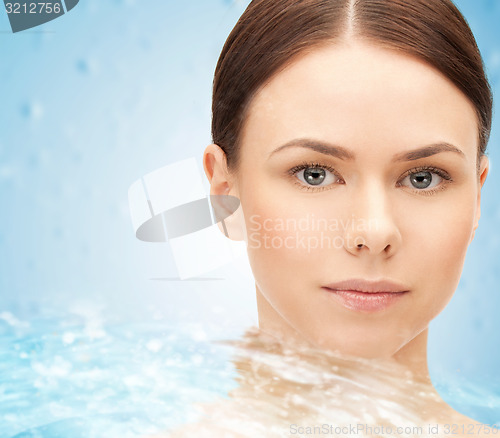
[323,278,409,294]
[322,278,410,312]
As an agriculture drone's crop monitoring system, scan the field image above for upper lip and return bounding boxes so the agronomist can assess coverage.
[322,278,410,293]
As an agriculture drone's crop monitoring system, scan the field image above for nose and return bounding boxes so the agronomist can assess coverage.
[342,182,402,258]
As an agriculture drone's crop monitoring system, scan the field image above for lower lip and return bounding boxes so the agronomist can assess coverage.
[323,288,409,312]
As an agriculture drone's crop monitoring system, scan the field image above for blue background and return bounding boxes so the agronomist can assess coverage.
[0,0,499,428]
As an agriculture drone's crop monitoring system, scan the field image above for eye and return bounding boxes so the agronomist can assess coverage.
[289,162,341,189]
[399,166,452,193]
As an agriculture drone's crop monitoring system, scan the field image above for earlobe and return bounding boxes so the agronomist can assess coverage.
[478,155,489,188]
[203,143,229,190]
[202,144,245,241]
[471,155,490,243]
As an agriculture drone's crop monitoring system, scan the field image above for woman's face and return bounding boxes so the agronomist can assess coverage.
[212,41,489,359]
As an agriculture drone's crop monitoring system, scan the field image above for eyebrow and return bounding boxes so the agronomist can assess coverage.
[268,138,466,162]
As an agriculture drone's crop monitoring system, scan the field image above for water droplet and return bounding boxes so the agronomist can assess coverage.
[76,58,98,75]
[20,101,44,120]
[146,339,163,353]
[63,332,75,345]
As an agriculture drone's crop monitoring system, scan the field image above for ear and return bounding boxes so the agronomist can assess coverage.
[203,144,246,241]
[470,155,489,243]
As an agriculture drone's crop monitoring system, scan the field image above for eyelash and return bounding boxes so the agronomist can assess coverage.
[287,161,453,196]
[288,161,343,192]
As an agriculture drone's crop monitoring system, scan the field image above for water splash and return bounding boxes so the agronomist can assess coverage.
[165,327,500,437]
[2,317,498,437]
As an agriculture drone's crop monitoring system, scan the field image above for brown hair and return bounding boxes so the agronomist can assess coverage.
[211,0,493,173]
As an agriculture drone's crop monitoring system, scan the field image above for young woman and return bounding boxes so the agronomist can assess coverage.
[162,0,495,435]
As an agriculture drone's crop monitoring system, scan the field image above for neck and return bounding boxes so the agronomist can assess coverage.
[253,285,456,410]
[256,287,431,380]
[223,285,467,425]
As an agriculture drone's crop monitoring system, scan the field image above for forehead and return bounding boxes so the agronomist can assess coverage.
[239,41,478,162]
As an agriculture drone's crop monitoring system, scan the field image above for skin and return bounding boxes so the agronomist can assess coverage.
[199,40,491,431]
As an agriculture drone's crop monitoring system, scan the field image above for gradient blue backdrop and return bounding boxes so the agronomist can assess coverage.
[0,0,499,421]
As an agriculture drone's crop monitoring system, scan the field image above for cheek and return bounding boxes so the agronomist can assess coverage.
[243,190,342,263]
[427,198,473,268]
[242,192,331,298]
[407,194,476,315]
[245,201,312,266]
